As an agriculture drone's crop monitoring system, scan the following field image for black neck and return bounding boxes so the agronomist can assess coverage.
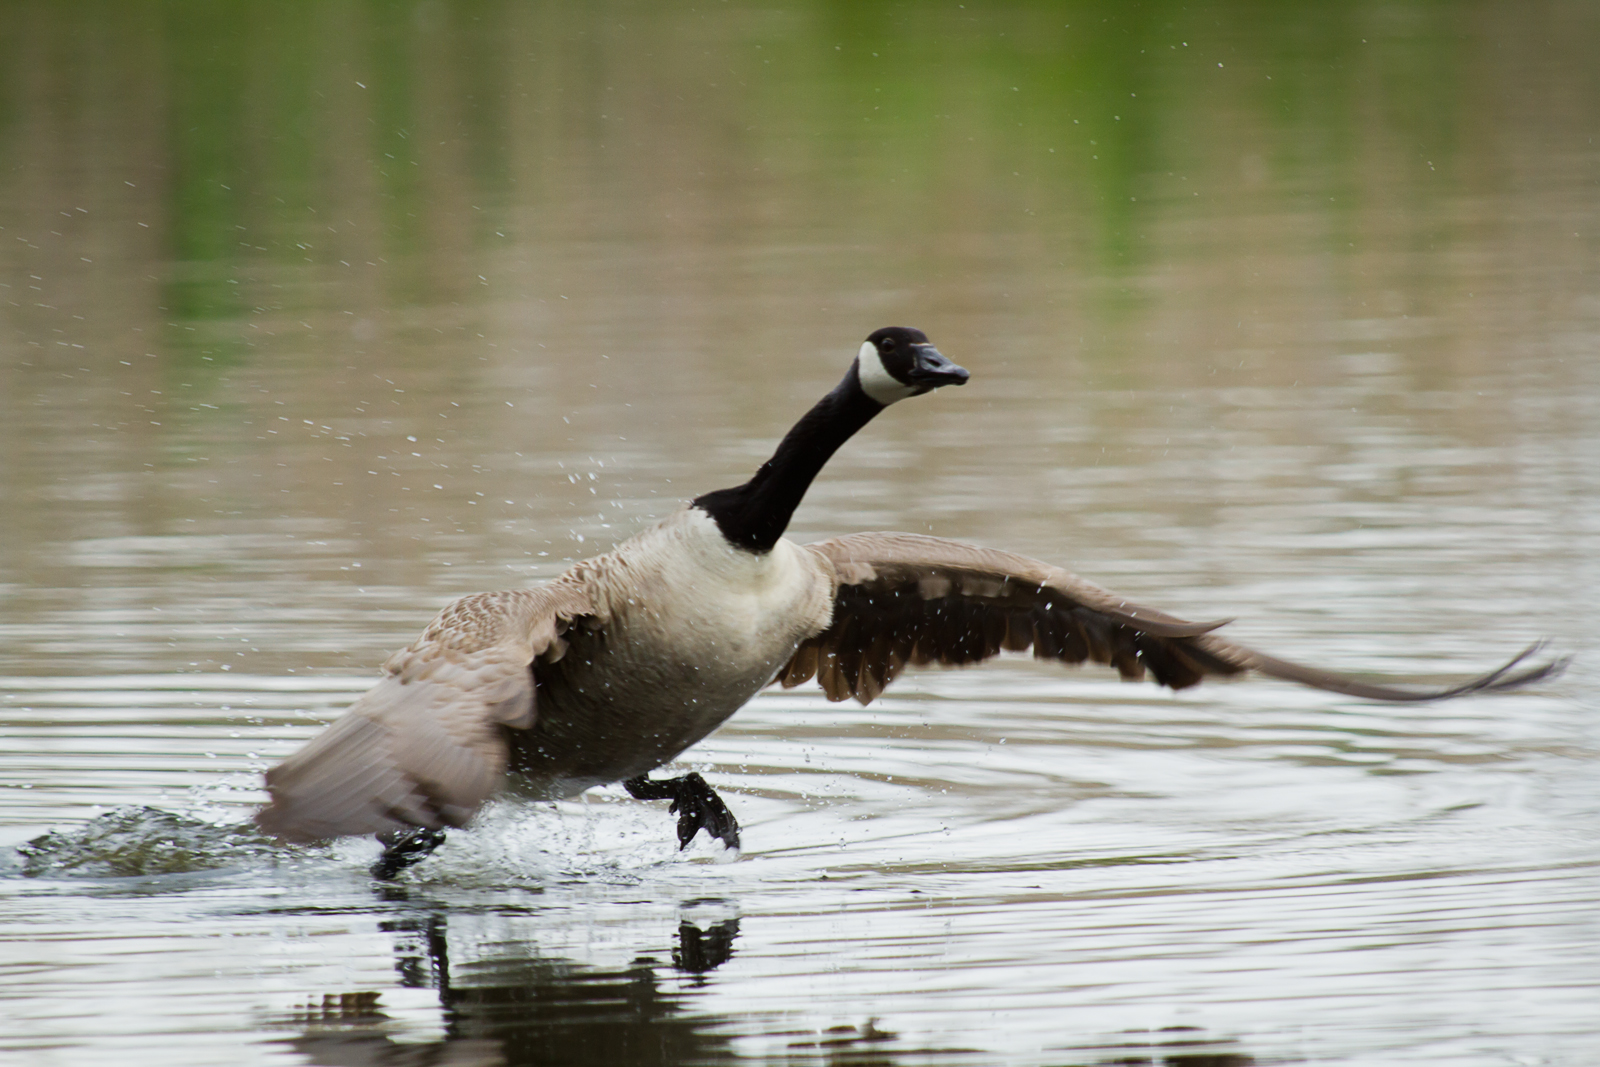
[692,364,885,553]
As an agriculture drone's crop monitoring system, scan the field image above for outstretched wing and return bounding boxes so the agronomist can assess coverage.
[777,532,1562,705]
[256,580,595,843]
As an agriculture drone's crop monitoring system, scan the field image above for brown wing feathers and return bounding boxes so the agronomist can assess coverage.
[778,566,1243,703]
[256,580,594,843]
[782,533,1562,706]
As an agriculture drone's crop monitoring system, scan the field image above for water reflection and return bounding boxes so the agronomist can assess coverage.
[280,895,742,1067]
[284,899,1256,1067]
[673,913,742,982]
[285,909,741,1067]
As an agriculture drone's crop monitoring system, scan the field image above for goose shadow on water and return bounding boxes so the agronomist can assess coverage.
[276,889,1257,1067]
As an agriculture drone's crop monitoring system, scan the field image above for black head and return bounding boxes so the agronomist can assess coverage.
[856,326,969,405]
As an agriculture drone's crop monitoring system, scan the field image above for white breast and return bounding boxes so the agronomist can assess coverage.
[587,507,833,686]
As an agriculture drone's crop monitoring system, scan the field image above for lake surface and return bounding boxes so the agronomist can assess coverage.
[2,2,1598,1064]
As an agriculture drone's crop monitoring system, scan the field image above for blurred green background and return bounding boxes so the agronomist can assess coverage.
[6,0,1593,358]
[1,0,1596,673]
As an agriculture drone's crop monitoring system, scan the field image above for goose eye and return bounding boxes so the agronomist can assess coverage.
[880,337,895,349]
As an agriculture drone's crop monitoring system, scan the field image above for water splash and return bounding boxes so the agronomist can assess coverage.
[16,805,284,878]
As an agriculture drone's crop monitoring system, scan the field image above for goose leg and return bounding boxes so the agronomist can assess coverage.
[624,772,741,850]
[370,826,447,879]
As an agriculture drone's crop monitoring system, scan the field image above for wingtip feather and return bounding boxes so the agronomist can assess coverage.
[1248,640,1566,703]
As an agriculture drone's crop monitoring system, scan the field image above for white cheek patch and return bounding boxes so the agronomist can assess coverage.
[856,341,918,405]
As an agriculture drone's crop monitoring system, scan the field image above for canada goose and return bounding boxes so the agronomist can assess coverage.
[256,327,1561,876]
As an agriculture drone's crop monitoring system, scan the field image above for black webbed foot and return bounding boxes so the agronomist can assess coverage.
[624,772,741,851]
[370,826,447,879]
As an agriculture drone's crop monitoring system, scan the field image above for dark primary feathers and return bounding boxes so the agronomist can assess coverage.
[777,532,1564,706]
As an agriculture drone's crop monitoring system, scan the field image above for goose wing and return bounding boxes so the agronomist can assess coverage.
[777,532,1561,705]
[256,581,595,843]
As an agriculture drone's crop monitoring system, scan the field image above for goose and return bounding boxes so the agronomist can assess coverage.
[255,327,1561,876]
